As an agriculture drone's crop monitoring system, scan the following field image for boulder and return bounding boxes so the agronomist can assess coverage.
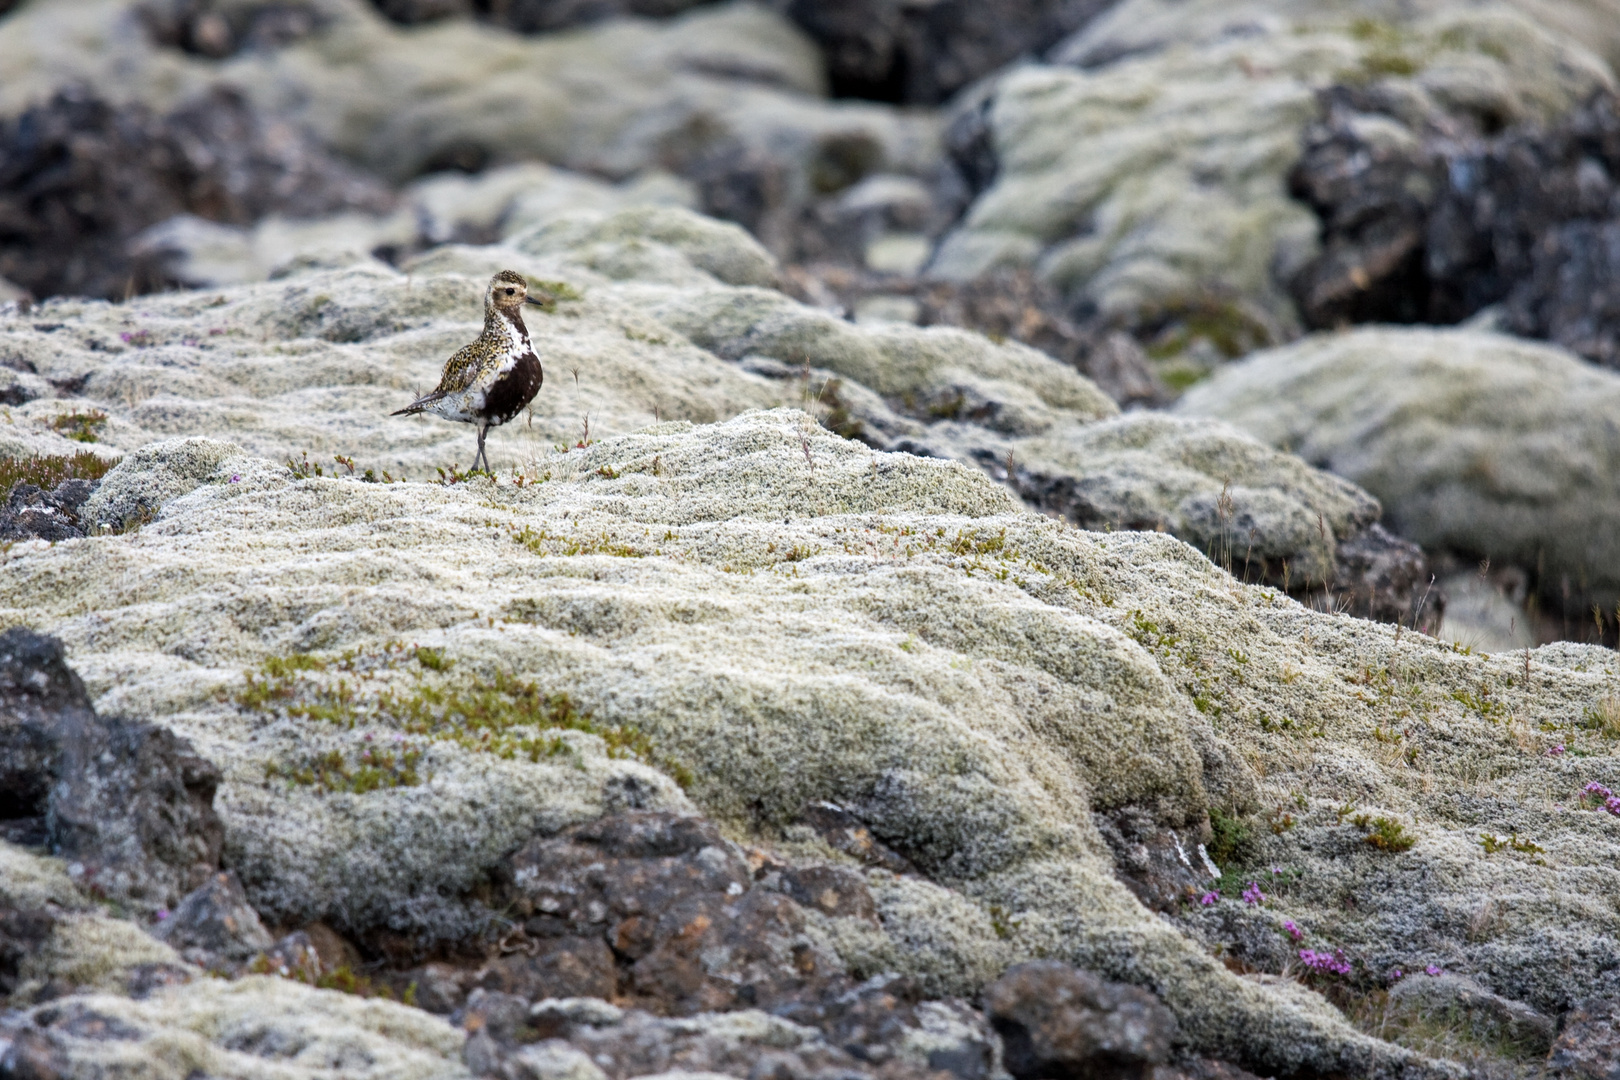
[0,87,394,301]
[1287,85,1620,368]
[931,0,1612,357]
[1549,998,1620,1079]
[1174,325,1620,620]
[0,627,225,911]
[985,960,1177,1080]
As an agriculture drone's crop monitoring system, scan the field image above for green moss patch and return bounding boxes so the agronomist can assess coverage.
[233,643,691,789]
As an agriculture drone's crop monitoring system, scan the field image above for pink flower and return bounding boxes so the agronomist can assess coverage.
[1242,882,1265,906]
[1198,891,1218,906]
[1605,797,1620,818]
[1283,920,1302,940]
[1425,965,1442,976]
[1299,948,1351,976]
[1547,744,1566,756]
[1585,782,1614,799]
[1388,968,1404,981]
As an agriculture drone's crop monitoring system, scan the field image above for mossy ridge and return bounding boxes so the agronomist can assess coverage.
[0,451,118,495]
[232,643,691,789]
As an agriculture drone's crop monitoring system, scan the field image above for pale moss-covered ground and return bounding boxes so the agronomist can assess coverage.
[2,409,1618,1078]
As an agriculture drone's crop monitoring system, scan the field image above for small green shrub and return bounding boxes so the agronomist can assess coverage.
[47,410,108,444]
[1352,813,1416,853]
[1207,807,1253,868]
[0,451,117,495]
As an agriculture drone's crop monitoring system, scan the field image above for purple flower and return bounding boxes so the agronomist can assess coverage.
[1547,744,1566,756]
[154,909,169,921]
[1388,968,1404,981]
[1242,882,1265,906]
[1425,964,1442,976]
[229,474,241,483]
[1270,865,1283,876]
[1283,920,1302,940]
[1198,891,1218,906]
[1605,797,1620,818]
[1585,782,1614,799]
[1299,948,1351,976]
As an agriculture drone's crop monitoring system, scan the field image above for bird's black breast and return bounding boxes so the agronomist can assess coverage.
[483,352,543,426]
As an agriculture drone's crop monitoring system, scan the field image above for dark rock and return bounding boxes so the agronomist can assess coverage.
[466,984,992,1080]
[122,962,194,999]
[0,87,394,300]
[366,0,473,23]
[794,801,913,873]
[0,906,58,1001]
[470,0,713,34]
[985,960,1178,1080]
[475,936,617,1001]
[0,626,224,910]
[1328,523,1442,631]
[496,810,848,1016]
[1503,219,1620,369]
[0,481,97,544]
[1289,86,1620,367]
[778,866,877,921]
[1092,807,1209,913]
[782,266,1169,408]
[776,0,1115,105]
[136,0,328,57]
[1549,998,1620,1079]
[154,870,274,963]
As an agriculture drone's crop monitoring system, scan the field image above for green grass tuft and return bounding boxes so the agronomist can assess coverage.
[0,451,117,495]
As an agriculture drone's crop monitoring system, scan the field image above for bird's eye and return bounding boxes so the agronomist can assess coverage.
[506,288,515,294]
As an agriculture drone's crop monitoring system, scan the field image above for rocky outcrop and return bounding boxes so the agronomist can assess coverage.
[1175,325,1620,624]
[1288,86,1620,367]
[0,87,394,300]
[930,0,1613,372]
[0,627,224,911]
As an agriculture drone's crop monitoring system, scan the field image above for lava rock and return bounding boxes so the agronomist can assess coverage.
[1549,998,1620,1079]
[0,626,224,910]
[0,905,58,1001]
[794,801,913,873]
[1329,522,1442,631]
[499,811,851,1016]
[466,988,990,1080]
[473,0,714,34]
[136,0,328,57]
[154,870,275,964]
[1289,86,1620,367]
[1092,807,1210,913]
[776,0,1114,105]
[984,960,1178,1080]
[0,87,393,300]
[0,480,97,544]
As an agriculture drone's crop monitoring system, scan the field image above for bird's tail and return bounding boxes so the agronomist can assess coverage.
[392,391,443,417]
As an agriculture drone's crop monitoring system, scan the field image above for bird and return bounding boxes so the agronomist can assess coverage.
[393,270,548,473]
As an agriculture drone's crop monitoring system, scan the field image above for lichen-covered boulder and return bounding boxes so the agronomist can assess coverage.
[1174,325,1620,616]
[931,0,1614,357]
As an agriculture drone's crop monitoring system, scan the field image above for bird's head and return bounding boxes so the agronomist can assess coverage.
[486,270,553,315]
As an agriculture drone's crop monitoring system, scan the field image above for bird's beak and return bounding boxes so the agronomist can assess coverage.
[525,294,550,307]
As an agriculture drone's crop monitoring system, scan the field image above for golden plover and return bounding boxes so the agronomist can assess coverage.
[393,269,548,472]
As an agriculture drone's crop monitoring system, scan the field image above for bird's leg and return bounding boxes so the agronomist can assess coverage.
[474,425,489,473]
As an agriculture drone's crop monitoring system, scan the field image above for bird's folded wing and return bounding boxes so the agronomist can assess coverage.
[435,344,483,395]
